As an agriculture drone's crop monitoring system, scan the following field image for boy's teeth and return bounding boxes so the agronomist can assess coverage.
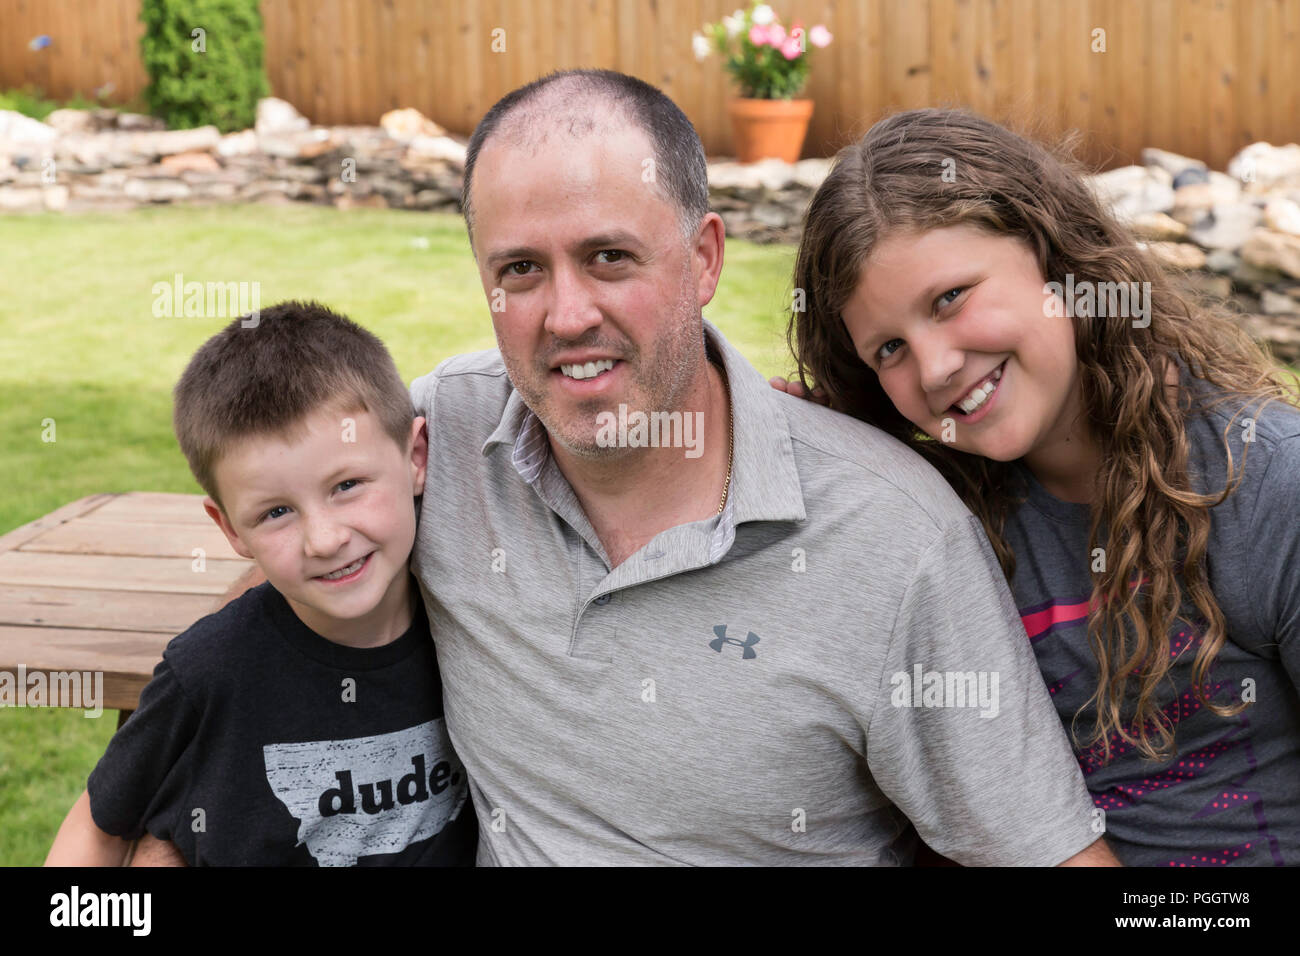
[560,359,615,380]
[321,556,365,580]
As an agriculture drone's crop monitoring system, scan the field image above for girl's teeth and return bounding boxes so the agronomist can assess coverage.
[956,372,1001,414]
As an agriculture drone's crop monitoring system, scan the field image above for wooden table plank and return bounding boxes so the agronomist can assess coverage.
[0,493,257,713]
[0,551,251,594]
[0,494,117,553]
[0,585,217,633]
[80,492,215,525]
[0,625,170,711]
[21,519,242,559]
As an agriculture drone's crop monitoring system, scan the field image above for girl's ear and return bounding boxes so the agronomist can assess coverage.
[203,497,254,560]
[409,416,428,492]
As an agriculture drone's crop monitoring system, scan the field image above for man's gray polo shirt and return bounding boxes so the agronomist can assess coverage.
[410,321,1098,866]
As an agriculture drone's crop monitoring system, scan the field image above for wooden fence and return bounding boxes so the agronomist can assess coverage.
[2,0,1298,170]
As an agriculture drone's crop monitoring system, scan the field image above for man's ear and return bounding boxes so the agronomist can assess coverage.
[203,497,254,560]
[694,211,726,310]
[409,416,428,493]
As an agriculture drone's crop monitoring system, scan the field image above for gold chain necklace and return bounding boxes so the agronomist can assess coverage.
[717,382,734,515]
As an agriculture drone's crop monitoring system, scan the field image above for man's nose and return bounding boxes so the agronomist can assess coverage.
[542,264,602,339]
[912,329,965,394]
[301,510,349,560]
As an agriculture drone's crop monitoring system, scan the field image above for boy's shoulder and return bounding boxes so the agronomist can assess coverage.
[161,580,282,697]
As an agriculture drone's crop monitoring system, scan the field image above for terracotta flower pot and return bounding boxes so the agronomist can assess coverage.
[727,97,814,164]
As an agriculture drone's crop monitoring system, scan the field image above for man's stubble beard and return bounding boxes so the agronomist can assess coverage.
[501,271,706,461]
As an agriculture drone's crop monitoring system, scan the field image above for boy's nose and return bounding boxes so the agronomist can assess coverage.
[302,514,350,561]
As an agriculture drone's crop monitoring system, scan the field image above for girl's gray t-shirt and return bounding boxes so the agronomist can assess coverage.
[1005,388,1300,866]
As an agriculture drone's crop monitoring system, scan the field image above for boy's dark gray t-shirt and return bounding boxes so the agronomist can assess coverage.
[1005,387,1300,866]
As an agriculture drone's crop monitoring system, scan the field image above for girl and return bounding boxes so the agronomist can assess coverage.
[777,108,1300,866]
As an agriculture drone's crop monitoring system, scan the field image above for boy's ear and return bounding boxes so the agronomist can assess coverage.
[409,416,428,493]
[202,497,254,560]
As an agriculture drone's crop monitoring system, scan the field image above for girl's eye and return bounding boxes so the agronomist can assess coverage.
[937,287,965,308]
[876,338,904,363]
[337,479,360,493]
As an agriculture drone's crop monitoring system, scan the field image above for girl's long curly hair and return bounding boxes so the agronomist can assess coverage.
[788,108,1300,763]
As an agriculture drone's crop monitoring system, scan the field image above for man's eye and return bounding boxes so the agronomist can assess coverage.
[595,250,625,264]
[504,261,536,277]
[876,338,904,362]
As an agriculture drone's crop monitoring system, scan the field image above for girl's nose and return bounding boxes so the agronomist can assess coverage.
[913,331,965,394]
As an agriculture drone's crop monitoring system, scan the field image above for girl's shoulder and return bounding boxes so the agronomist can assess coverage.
[1182,375,1300,482]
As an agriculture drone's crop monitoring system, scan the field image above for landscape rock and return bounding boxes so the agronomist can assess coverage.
[1189,202,1263,250]
[1264,197,1300,237]
[0,186,45,210]
[1205,249,1240,274]
[115,112,165,131]
[0,110,56,146]
[1172,167,1210,189]
[44,109,98,134]
[1241,228,1300,279]
[217,129,258,157]
[123,177,192,202]
[1128,211,1187,242]
[161,150,220,173]
[405,134,467,168]
[1170,174,1243,225]
[1229,142,1300,191]
[1089,164,1174,219]
[1141,240,1207,271]
[1179,272,1233,299]
[1142,147,1206,180]
[1261,289,1300,314]
[380,108,446,141]
[256,97,310,136]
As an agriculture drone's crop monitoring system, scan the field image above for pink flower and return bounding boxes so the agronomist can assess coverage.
[748,23,769,47]
[809,24,832,48]
[768,23,787,46]
[780,36,802,60]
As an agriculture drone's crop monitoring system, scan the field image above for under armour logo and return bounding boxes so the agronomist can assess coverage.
[710,624,759,659]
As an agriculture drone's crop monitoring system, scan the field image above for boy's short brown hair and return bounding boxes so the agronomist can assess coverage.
[173,300,415,513]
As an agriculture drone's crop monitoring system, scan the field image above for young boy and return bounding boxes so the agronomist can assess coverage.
[45,301,476,866]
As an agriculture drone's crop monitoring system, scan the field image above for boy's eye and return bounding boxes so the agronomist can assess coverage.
[337,479,361,493]
[262,505,289,522]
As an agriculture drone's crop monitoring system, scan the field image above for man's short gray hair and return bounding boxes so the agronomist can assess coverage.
[461,69,709,253]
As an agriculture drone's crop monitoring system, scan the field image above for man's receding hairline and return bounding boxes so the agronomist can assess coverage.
[491,89,640,154]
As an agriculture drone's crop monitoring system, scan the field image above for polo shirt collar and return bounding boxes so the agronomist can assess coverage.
[480,320,807,528]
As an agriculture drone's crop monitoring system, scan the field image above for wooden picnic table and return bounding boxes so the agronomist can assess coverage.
[0,493,254,727]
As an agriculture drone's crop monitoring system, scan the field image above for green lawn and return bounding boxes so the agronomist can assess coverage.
[0,203,798,866]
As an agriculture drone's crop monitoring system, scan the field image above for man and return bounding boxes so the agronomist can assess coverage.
[407,69,1115,865]
[134,69,1116,866]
